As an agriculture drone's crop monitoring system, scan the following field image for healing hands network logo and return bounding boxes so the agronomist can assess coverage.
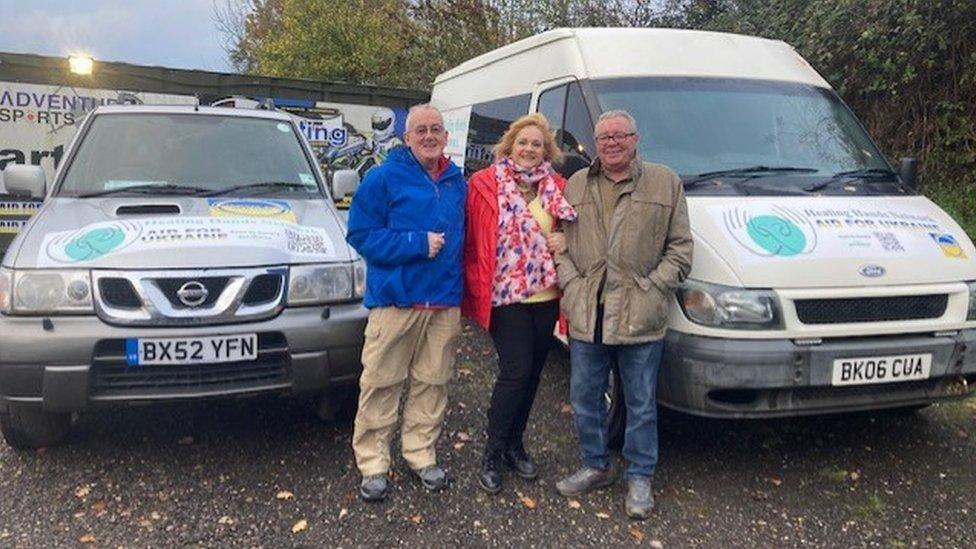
[723,205,818,258]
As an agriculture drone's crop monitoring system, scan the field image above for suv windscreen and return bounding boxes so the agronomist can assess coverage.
[58,113,323,197]
[591,77,898,195]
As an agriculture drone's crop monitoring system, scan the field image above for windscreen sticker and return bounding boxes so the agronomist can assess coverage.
[709,199,972,263]
[276,122,291,133]
[207,198,297,223]
[299,173,315,186]
[37,216,336,267]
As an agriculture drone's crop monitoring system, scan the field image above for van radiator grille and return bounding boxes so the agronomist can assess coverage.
[89,332,290,396]
[794,294,948,324]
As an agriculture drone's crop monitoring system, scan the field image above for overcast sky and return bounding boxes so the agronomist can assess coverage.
[0,0,230,72]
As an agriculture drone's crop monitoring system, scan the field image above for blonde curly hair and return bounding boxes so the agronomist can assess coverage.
[492,113,562,164]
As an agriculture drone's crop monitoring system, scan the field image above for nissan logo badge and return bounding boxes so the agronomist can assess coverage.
[858,265,886,278]
[177,281,209,307]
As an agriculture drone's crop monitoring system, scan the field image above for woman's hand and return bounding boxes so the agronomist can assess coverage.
[546,232,567,255]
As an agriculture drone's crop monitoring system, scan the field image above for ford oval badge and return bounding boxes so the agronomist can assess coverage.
[858,265,886,278]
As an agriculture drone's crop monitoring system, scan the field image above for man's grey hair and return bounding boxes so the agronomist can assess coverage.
[405,103,443,131]
[596,110,638,134]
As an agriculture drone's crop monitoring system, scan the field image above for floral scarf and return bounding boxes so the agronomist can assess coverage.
[492,157,577,306]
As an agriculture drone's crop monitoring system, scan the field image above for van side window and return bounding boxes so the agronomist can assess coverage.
[536,81,595,177]
[465,94,531,175]
[537,85,567,131]
[563,82,596,162]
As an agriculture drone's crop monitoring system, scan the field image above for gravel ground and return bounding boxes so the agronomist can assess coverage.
[1,321,974,547]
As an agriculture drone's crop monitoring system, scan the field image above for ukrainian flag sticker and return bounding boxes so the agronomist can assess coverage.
[930,233,967,259]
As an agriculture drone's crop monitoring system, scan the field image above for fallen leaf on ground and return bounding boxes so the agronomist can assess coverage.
[456,431,472,442]
[768,477,783,486]
[650,540,664,549]
[410,514,423,525]
[521,496,536,509]
[178,436,194,445]
[92,500,108,514]
[849,471,861,481]
[453,442,466,450]
[560,403,573,414]
[595,512,610,519]
[338,508,349,520]
[73,512,86,519]
[276,490,294,500]
[79,534,96,544]
[629,527,645,542]
[218,516,234,525]
[567,499,582,510]
[291,519,308,533]
[74,485,91,499]
[457,401,467,409]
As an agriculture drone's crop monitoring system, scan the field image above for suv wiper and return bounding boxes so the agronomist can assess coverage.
[78,184,210,198]
[803,168,899,192]
[204,181,314,197]
[683,165,818,189]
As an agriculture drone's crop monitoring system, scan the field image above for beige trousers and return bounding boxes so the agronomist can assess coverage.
[352,306,461,476]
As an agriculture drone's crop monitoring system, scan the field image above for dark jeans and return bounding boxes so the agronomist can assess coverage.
[569,335,664,478]
[485,300,560,455]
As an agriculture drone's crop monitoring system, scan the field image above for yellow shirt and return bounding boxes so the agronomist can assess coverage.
[523,196,559,303]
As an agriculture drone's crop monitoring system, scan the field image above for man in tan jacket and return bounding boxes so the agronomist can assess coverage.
[554,110,693,519]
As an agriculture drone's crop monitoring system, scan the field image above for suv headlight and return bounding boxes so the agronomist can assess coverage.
[967,281,976,321]
[3,269,93,314]
[287,260,364,306]
[676,279,782,330]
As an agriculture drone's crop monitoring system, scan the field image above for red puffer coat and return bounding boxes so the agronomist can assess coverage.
[461,166,567,329]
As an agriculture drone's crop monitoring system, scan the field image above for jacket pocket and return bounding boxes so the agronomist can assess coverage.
[624,275,668,336]
[625,195,672,267]
[560,276,591,336]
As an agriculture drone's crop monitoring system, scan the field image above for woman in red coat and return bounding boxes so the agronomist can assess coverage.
[462,113,577,494]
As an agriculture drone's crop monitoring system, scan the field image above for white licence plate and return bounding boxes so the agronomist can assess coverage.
[125,334,258,366]
[831,353,932,386]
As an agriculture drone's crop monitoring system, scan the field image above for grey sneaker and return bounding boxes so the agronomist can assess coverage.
[625,476,655,519]
[359,474,389,502]
[556,466,615,497]
[413,464,450,492]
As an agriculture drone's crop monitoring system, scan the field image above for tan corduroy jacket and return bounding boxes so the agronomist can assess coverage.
[556,158,693,344]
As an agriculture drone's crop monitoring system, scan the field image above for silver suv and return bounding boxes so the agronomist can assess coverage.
[0,105,367,448]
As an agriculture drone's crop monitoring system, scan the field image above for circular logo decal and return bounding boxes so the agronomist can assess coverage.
[65,227,126,261]
[746,215,807,257]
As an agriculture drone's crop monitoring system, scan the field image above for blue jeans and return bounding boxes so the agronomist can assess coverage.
[569,337,664,478]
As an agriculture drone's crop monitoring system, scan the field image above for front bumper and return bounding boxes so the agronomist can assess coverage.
[659,329,976,418]
[0,304,367,412]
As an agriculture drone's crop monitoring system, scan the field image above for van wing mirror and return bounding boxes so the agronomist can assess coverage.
[899,157,918,190]
[558,153,591,178]
[2,165,47,199]
[332,169,361,201]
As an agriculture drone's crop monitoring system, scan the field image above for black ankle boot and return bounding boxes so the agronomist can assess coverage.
[479,452,503,494]
[504,446,538,480]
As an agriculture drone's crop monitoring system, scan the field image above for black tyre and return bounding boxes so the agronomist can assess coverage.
[606,365,625,449]
[0,405,71,450]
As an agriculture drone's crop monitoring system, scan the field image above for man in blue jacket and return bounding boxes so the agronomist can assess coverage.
[346,104,467,502]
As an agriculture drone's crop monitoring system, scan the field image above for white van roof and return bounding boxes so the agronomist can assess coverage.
[432,28,830,107]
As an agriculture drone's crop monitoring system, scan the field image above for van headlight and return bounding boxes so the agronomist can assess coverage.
[967,281,976,321]
[1,269,94,314]
[676,279,782,330]
[287,260,365,306]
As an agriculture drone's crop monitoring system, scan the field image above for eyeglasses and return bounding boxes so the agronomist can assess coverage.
[409,125,445,137]
[595,132,636,144]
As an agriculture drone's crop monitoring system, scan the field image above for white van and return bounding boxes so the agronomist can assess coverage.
[432,28,976,428]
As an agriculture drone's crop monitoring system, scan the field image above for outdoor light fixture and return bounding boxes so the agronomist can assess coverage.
[68,54,94,75]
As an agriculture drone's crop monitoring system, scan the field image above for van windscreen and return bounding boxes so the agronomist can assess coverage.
[592,77,894,193]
